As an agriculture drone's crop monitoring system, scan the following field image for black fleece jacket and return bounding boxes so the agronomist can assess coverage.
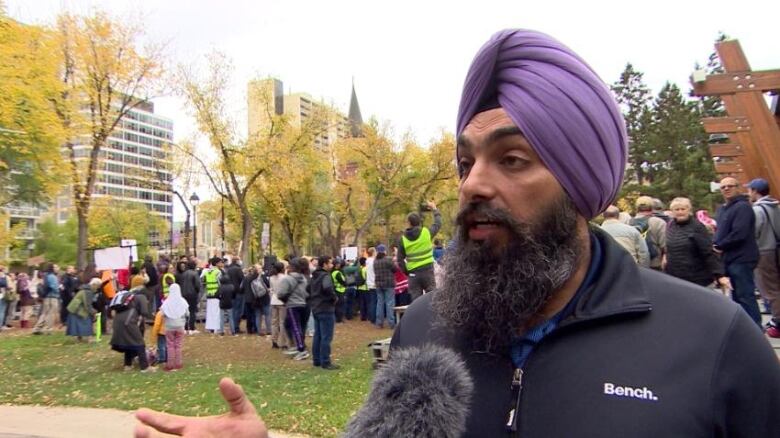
[391,227,780,437]
[664,218,722,286]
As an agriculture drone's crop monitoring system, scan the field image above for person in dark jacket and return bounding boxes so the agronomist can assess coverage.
[373,244,397,329]
[226,257,245,334]
[110,286,155,372]
[143,255,160,310]
[178,260,202,334]
[136,29,780,438]
[663,197,728,288]
[308,255,338,370]
[60,266,79,326]
[714,176,762,326]
[244,264,271,336]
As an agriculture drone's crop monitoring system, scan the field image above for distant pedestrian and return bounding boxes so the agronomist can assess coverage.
[16,273,34,329]
[600,205,649,267]
[65,276,100,342]
[227,257,245,334]
[397,201,442,301]
[32,264,61,335]
[202,258,224,334]
[268,262,289,350]
[161,284,189,371]
[714,177,761,327]
[276,257,309,361]
[308,255,339,370]
[110,285,156,372]
[663,197,727,288]
[746,178,780,336]
[630,196,666,270]
[331,258,347,323]
[373,244,397,329]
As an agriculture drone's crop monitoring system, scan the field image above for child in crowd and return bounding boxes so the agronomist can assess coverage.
[160,283,188,371]
[150,309,167,367]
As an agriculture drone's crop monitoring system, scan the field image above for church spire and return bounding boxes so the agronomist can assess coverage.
[348,78,364,138]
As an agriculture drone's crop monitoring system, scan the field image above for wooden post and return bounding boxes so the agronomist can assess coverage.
[692,39,780,193]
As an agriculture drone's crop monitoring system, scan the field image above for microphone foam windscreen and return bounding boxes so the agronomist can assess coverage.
[343,345,473,438]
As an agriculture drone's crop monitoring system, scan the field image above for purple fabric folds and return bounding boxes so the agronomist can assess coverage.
[456,29,627,219]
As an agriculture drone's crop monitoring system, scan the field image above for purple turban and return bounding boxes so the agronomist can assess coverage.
[456,29,627,219]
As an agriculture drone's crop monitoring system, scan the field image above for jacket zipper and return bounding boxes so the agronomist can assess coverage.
[505,367,524,434]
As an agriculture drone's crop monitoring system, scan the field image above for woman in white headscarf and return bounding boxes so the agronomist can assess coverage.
[160,283,189,371]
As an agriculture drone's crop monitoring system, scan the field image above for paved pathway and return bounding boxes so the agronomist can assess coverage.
[0,405,300,438]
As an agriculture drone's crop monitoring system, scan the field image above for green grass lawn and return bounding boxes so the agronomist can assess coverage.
[0,322,390,437]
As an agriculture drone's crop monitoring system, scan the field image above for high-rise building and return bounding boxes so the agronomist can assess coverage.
[247,78,363,148]
[62,101,174,221]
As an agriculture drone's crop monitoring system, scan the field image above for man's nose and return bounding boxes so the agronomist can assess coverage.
[459,161,497,203]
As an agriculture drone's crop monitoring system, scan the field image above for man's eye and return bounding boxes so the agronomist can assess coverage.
[500,155,527,169]
[457,159,473,175]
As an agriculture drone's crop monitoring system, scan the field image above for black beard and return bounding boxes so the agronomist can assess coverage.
[431,195,582,352]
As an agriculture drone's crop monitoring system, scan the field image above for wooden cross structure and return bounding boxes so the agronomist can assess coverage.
[691,39,780,193]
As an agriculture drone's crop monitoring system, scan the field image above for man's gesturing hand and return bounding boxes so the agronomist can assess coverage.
[134,377,269,438]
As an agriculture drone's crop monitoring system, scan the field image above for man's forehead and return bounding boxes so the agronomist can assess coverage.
[458,108,530,150]
[720,177,738,185]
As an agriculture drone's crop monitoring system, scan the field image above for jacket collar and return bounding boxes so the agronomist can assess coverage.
[724,194,749,207]
[558,226,652,328]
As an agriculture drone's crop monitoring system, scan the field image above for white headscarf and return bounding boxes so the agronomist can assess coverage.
[160,283,188,320]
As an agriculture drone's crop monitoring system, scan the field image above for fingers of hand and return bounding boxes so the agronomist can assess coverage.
[134,424,176,438]
[135,408,189,435]
[219,377,257,416]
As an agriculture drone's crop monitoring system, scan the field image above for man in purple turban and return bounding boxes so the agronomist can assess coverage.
[135,30,780,438]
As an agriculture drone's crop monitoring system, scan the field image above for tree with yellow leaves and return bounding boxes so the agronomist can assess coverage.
[317,124,457,253]
[0,11,66,207]
[52,12,164,270]
[177,52,334,262]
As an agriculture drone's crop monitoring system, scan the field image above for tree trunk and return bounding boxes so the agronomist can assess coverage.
[240,208,253,263]
[76,207,89,271]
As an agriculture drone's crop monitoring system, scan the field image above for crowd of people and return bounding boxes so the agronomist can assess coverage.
[598,177,780,335]
[0,201,448,373]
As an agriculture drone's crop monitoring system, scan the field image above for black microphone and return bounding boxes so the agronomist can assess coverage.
[342,345,473,438]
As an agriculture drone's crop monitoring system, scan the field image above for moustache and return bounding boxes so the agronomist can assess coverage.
[455,202,518,229]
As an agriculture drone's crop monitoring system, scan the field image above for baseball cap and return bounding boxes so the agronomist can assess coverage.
[376,244,387,253]
[744,178,769,193]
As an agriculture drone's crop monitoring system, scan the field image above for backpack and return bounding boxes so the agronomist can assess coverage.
[251,275,268,300]
[630,216,659,260]
[37,281,48,299]
[345,270,357,287]
[109,290,136,313]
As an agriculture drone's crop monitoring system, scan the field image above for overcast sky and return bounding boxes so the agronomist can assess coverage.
[6,0,779,216]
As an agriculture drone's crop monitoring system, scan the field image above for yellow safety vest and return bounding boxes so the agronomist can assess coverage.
[204,269,219,297]
[161,272,176,297]
[358,266,368,291]
[402,227,434,271]
[331,270,346,294]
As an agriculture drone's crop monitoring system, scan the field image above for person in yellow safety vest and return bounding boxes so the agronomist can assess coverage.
[331,257,347,323]
[397,200,442,302]
[201,257,224,333]
[160,265,176,300]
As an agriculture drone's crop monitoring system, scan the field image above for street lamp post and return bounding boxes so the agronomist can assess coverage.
[190,193,200,259]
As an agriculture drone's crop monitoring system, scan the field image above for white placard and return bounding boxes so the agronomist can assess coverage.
[120,239,139,262]
[95,246,133,270]
[341,246,358,261]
